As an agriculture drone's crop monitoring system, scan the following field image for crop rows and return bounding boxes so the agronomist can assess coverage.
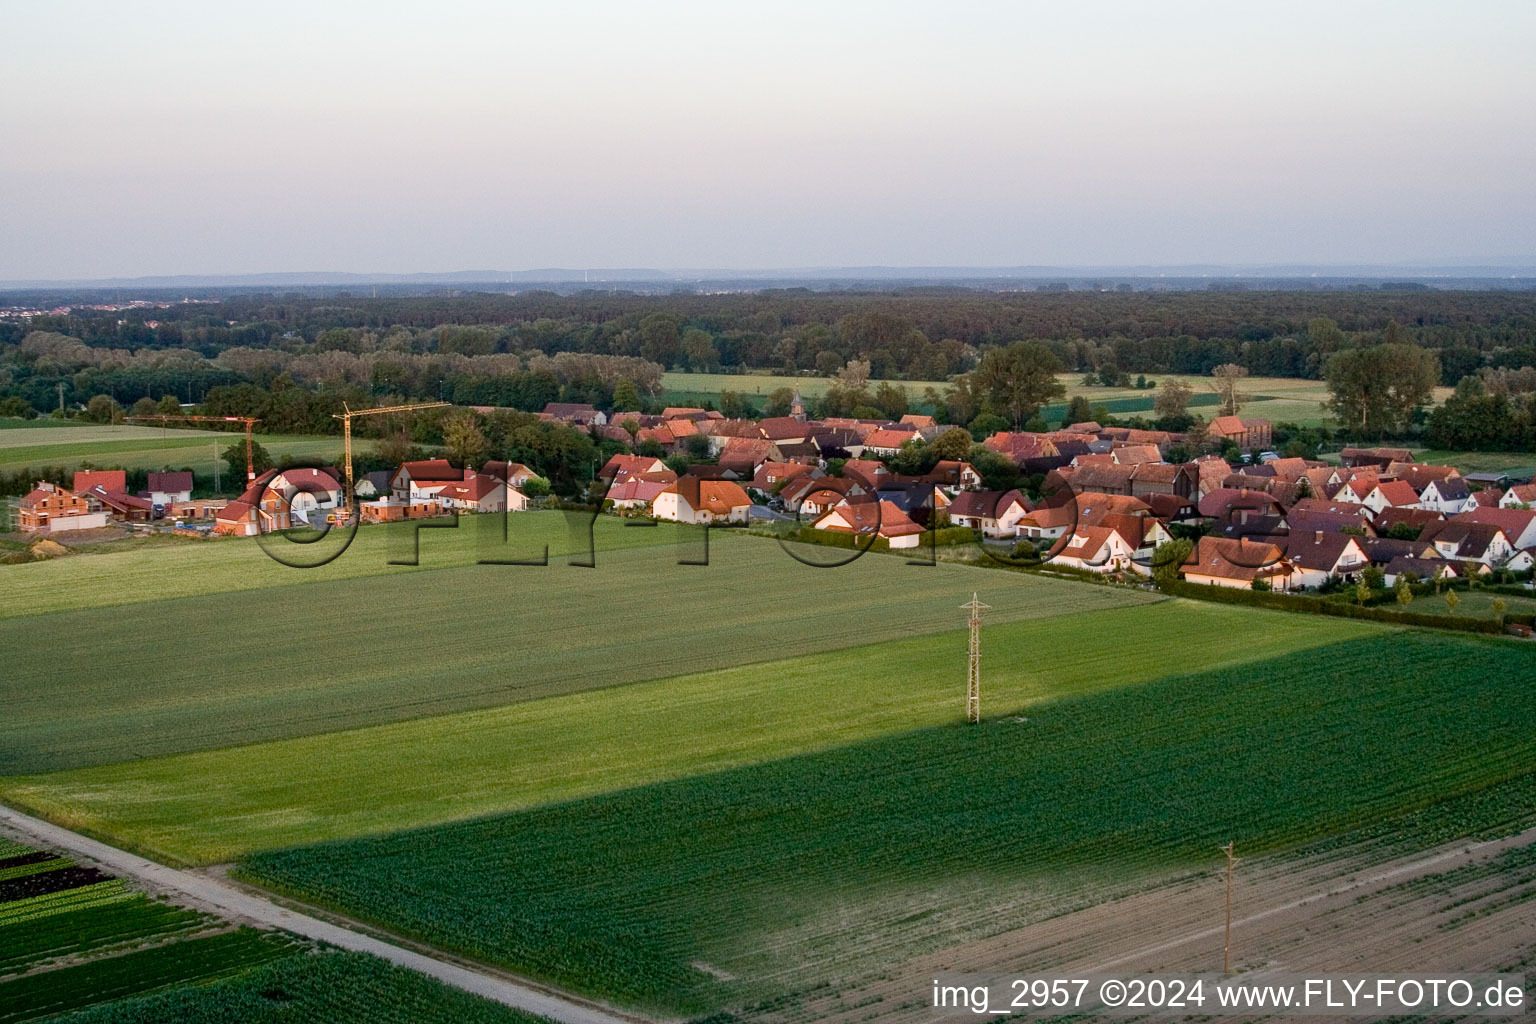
[54,949,552,1024]
[0,894,207,977]
[0,881,130,926]
[0,866,109,904]
[241,630,1536,1014]
[0,928,300,1023]
[0,856,68,883]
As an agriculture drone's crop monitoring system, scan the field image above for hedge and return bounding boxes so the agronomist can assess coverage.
[1161,581,1504,634]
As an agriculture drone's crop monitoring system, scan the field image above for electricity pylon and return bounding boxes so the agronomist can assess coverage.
[960,592,990,724]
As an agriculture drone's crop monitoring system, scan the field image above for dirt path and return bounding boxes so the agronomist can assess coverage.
[778,827,1536,1024]
[0,805,652,1024]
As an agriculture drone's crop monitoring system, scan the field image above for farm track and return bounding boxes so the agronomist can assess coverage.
[778,826,1536,1024]
[0,806,656,1024]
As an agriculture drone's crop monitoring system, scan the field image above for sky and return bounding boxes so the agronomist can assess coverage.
[3,0,1534,279]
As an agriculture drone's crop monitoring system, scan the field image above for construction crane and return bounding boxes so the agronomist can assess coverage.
[127,414,261,483]
[332,401,450,517]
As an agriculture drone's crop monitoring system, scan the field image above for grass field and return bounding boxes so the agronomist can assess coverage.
[236,630,1536,1014]
[0,424,365,478]
[660,370,1448,429]
[1412,449,1536,478]
[0,520,1154,776]
[0,600,1371,864]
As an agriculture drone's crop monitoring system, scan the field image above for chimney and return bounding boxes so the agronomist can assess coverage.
[1314,530,1324,543]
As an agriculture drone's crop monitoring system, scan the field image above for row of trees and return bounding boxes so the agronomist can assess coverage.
[14,288,1536,385]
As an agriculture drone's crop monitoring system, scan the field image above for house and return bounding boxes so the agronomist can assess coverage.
[1382,555,1460,587]
[541,402,606,426]
[780,475,872,516]
[861,428,918,457]
[1360,480,1421,515]
[1283,531,1370,589]
[1372,506,1443,538]
[72,469,127,495]
[144,471,194,505]
[1499,484,1536,509]
[1198,487,1282,521]
[600,454,668,483]
[717,437,781,477]
[436,473,517,514]
[169,498,227,521]
[900,414,937,429]
[355,470,392,498]
[812,499,925,548]
[357,498,446,524]
[213,500,259,536]
[923,460,983,492]
[1456,506,1536,550]
[757,417,810,445]
[392,459,463,501]
[606,470,677,510]
[948,489,1031,538]
[876,482,950,524]
[1182,536,1293,590]
[1053,525,1141,574]
[1207,416,1272,452]
[652,478,753,525]
[1110,443,1163,466]
[1285,498,1375,537]
[749,461,817,496]
[1062,463,1137,496]
[1418,521,1516,567]
[257,469,345,529]
[1129,462,1196,500]
[1340,447,1413,468]
[84,486,154,523]
[17,482,110,533]
[1416,476,1474,515]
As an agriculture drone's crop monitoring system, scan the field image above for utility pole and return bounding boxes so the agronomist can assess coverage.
[960,593,990,723]
[212,441,221,493]
[57,382,65,414]
[1220,841,1240,974]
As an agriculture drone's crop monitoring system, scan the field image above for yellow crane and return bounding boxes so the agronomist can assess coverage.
[126,414,261,482]
[332,401,449,517]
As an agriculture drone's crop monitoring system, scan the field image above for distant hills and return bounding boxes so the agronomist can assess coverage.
[5,263,1536,291]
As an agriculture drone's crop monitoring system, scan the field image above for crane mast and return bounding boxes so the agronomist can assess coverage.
[331,402,450,517]
[126,414,261,482]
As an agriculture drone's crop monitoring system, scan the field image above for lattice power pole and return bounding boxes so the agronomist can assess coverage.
[961,592,990,724]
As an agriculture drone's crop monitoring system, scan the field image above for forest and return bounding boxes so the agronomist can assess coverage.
[2,286,1535,452]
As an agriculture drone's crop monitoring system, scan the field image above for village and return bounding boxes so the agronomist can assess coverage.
[13,394,1536,599]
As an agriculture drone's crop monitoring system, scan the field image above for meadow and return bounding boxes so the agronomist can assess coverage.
[659,370,1415,429]
[238,630,1536,1015]
[0,423,362,476]
[0,601,1368,864]
[0,522,1150,776]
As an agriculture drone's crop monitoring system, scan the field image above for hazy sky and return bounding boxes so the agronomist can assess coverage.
[3,1,1534,279]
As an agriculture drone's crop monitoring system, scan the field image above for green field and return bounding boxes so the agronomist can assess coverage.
[0,519,1152,777]
[660,370,1437,429]
[52,949,547,1024]
[0,839,543,1024]
[236,630,1536,1013]
[660,371,950,404]
[0,600,1367,864]
[1412,449,1536,478]
[0,424,365,478]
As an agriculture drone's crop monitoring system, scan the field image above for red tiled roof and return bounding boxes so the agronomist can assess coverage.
[73,470,126,493]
